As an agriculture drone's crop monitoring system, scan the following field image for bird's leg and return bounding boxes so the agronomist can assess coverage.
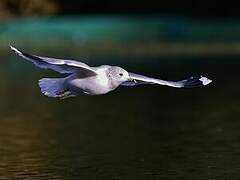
[56,89,71,99]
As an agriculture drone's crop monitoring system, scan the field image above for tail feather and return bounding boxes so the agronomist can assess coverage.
[38,78,72,98]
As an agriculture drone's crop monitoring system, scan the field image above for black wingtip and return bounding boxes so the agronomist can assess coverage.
[9,44,17,52]
[9,45,41,61]
[9,45,23,56]
[182,76,212,88]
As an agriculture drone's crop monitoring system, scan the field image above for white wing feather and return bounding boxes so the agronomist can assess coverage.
[10,45,97,75]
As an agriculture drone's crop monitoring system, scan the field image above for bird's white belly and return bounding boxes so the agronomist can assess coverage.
[68,74,110,95]
[96,73,109,87]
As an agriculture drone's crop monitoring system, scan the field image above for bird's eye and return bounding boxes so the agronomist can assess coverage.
[119,73,123,76]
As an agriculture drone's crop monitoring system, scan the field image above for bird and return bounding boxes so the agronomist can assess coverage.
[10,45,212,99]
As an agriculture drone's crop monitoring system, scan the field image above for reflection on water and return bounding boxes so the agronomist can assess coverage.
[0,51,240,179]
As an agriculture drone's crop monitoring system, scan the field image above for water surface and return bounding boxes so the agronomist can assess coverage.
[0,52,239,179]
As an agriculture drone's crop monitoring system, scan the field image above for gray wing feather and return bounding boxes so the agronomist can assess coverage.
[10,45,97,75]
[122,72,212,88]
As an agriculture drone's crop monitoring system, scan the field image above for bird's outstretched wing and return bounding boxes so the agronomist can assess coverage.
[10,45,97,76]
[122,72,212,88]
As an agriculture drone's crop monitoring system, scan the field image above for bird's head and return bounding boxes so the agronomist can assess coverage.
[107,66,131,84]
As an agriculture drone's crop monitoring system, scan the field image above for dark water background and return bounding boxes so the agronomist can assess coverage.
[1,49,240,179]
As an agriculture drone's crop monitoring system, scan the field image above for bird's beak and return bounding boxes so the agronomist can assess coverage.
[128,77,137,83]
[128,77,133,81]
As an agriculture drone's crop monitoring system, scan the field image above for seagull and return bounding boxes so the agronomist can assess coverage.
[10,45,212,99]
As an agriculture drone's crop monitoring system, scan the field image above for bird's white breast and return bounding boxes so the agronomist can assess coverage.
[96,69,109,87]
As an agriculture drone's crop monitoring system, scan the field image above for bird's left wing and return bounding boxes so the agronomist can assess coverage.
[121,72,212,88]
[10,45,97,76]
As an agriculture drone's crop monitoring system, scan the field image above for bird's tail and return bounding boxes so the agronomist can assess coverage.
[38,78,73,99]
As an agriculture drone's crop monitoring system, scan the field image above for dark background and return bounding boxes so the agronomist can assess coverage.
[57,0,239,17]
[1,0,240,18]
[1,1,240,179]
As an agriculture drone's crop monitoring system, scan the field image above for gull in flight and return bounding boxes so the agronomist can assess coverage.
[10,45,212,99]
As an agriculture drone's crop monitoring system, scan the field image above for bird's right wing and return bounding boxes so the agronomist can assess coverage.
[10,45,97,76]
[122,72,212,88]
